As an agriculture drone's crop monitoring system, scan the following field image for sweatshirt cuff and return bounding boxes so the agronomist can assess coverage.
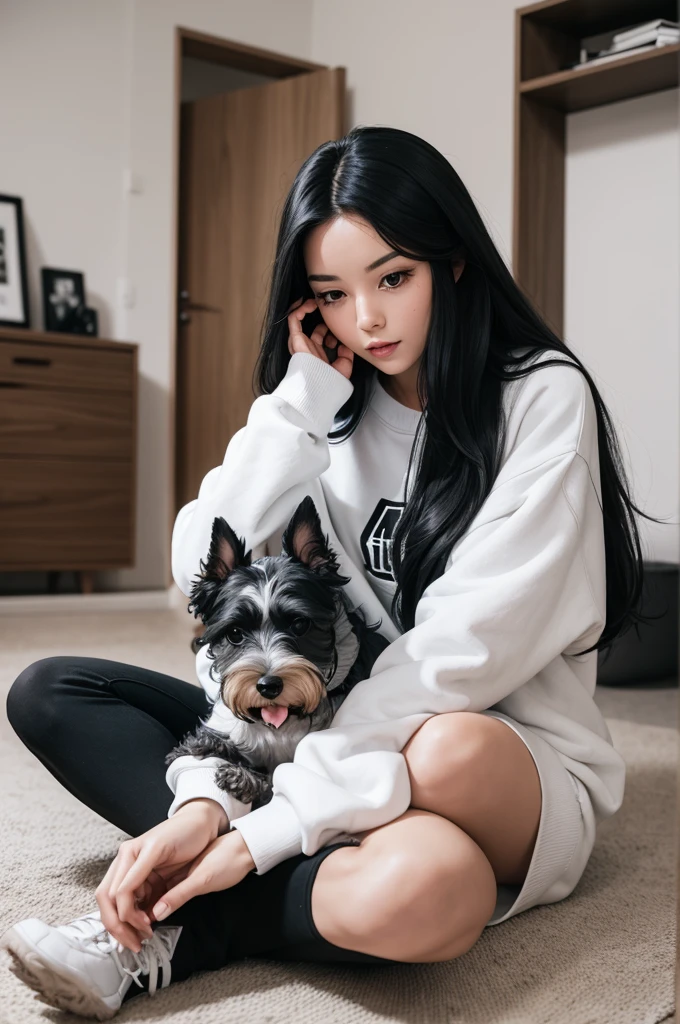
[273,352,354,436]
[166,758,252,830]
[228,794,304,875]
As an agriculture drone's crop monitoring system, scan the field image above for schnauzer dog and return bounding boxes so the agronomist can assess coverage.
[165,495,390,811]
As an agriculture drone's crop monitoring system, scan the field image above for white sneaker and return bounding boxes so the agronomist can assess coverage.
[0,908,183,1020]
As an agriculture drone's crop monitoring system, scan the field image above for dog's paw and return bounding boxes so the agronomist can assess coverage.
[214,762,271,804]
[164,726,241,767]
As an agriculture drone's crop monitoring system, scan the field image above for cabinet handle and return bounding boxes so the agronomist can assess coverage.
[12,356,52,367]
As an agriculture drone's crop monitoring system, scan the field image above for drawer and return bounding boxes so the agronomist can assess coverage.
[0,339,134,392]
[0,458,135,570]
[0,387,134,458]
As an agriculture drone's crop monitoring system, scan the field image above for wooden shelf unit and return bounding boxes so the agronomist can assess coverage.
[513,0,678,335]
[0,327,138,591]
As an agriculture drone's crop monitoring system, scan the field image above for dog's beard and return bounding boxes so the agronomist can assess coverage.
[220,657,327,728]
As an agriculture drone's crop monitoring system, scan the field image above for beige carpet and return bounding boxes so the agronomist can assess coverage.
[0,608,676,1024]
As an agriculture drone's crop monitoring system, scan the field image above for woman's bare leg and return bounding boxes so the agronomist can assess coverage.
[310,712,542,963]
[401,712,542,886]
[311,808,497,963]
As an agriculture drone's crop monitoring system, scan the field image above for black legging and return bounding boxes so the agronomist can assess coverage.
[5,656,397,997]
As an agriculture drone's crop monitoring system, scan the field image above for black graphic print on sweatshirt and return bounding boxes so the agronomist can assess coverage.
[360,498,405,584]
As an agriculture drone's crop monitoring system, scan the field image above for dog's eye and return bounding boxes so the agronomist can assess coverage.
[226,626,244,645]
[290,617,310,636]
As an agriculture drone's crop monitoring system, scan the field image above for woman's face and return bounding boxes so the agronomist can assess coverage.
[303,215,463,397]
[303,215,425,375]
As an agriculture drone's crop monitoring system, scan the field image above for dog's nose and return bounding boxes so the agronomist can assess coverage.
[256,675,284,699]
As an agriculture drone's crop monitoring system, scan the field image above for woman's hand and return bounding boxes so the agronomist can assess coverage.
[287,297,354,380]
[95,802,223,953]
[150,829,256,922]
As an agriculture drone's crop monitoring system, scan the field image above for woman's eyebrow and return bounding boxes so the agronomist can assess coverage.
[307,250,400,282]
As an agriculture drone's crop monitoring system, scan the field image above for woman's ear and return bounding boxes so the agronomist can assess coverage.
[453,259,466,284]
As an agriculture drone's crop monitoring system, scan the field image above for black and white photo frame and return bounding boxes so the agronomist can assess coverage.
[0,194,30,329]
[41,267,85,332]
[41,267,92,334]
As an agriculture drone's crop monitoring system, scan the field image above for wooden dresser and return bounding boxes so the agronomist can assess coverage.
[0,327,138,592]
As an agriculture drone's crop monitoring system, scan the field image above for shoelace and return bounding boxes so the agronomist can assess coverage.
[61,911,174,997]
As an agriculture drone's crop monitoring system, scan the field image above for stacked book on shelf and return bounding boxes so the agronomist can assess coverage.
[567,19,679,72]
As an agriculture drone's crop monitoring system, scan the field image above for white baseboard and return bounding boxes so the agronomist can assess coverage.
[0,587,180,616]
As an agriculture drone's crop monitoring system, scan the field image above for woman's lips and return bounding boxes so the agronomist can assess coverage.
[369,342,400,358]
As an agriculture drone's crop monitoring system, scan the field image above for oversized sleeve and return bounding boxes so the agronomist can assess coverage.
[166,352,352,823]
[171,352,354,596]
[228,368,608,873]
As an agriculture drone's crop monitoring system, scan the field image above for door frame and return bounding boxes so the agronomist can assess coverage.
[168,26,337,586]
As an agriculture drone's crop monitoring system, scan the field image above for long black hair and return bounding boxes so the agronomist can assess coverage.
[253,125,667,654]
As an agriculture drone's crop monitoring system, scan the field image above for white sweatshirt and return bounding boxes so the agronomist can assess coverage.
[166,348,626,875]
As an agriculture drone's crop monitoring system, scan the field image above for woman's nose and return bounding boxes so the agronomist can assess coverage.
[356,302,385,332]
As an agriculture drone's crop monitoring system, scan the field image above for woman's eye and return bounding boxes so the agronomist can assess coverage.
[226,626,244,645]
[318,290,343,306]
[290,618,311,636]
[317,269,414,306]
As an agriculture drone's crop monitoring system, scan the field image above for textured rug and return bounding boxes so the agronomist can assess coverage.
[0,609,676,1024]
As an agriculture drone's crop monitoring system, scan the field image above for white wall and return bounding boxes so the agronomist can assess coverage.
[1,1,128,342]
[565,87,679,561]
[1,0,677,593]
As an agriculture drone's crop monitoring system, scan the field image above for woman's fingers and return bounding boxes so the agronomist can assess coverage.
[330,343,354,380]
[115,855,197,933]
[287,298,322,356]
[288,302,311,344]
[287,296,315,317]
[129,869,184,926]
[96,852,148,952]
[286,299,303,355]
[95,813,222,951]
[152,843,221,919]
[111,845,172,936]
[310,323,330,346]
[285,298,347,374]
[102,845,134,897]
[288,297,316,339]
[99,842,170,946]
[150,832,255,922]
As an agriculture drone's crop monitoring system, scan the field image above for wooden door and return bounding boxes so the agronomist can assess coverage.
[176,67,346,512]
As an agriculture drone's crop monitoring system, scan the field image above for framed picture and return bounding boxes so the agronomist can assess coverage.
[41,267,86,333]
[77,306,98,337]
[0,194,30,329]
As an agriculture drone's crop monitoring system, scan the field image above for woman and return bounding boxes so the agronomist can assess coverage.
[3,125,658,1019]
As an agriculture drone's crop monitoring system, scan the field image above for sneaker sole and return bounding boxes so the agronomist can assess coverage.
[0,925,121,1021]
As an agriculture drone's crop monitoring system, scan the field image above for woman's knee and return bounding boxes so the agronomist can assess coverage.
[6,656,77,739]
[312,808,497,963]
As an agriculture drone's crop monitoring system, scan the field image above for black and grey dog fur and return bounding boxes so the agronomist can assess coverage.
[165,495,389,811]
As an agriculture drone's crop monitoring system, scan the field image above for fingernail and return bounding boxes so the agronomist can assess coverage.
[153,902,169,920]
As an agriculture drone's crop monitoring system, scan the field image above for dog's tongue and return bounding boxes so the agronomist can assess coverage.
[261,705,289,728]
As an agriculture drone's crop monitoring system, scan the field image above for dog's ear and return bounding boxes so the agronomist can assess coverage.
[203,516,250,578]
[189,517,252,623]
[281,495,343,577]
